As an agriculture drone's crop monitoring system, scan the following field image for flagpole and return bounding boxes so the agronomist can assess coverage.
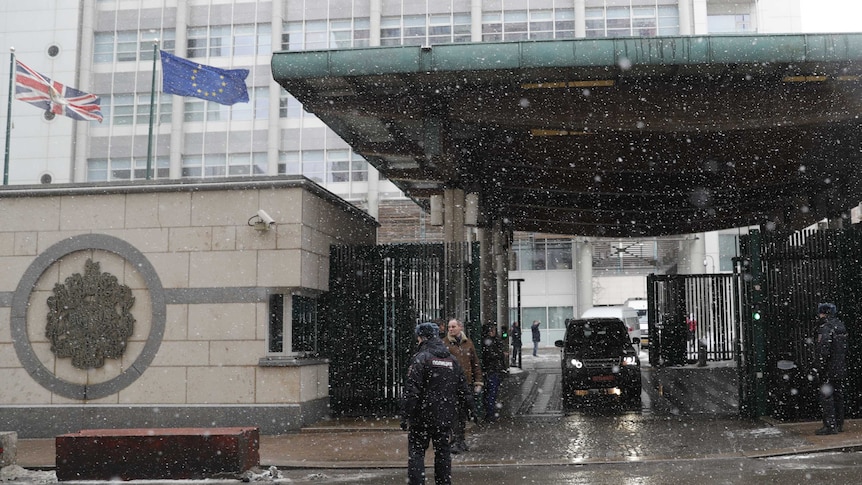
[146,40,158,180]
[4,47,14,185]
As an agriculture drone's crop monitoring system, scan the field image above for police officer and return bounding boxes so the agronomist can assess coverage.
[510,320,522,366]
[402,322,470,485]
[814,303,848,435]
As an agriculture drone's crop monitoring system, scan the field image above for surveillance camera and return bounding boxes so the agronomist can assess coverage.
[257,209,275,226]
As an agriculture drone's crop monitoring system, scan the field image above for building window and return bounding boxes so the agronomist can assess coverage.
[93,29,175,63]
[429,13,471,44]
[708,14,752,33]
[351,156,368,182]
[278,151,300,175]
[187,25,232,58]
[269,294,320,355]
[233,23,271,56]
[140,30,175,59]
[204,154,227,177]
[382,13,471,46]
[117,31,140,61]
[283,18,370,51]
[546,240,573,270]
[301,150,325,183]
[109,94,135,125]
[227,153,268,176]
[134,94,172,124]
[231,87,269,121]
[278,89,305,119]
[268,294,284,353]
[181,156,202,177]
[719,234,740,272]
[94,32,115,63]
[328,149,350,183]
[511,238,573,271]
[182,99,230,122]
[279,149,367,183]
[508,307,573,332]
[181,153,266,178]
[483,9,576,41]
[103,93,171,126]
[86,157,169,182]
[292,295,319,355]
[586,2,678,38]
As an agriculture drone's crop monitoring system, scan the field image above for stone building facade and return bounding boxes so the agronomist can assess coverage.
[0,177,377,438]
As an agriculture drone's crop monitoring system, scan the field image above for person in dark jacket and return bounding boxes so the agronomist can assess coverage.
[481,325,507,422]
[531,320,541,356]
[510,321,522,366]
[814,303,848,435]
[444,318,483,453]
[402,322,470,485]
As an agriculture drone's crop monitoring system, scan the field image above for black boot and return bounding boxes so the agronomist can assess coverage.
[815,426,837,435]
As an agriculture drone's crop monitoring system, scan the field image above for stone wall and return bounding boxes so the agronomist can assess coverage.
[0,177,377,437]
[377,199,443,244]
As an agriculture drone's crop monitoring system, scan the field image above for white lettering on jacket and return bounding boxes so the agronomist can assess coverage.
[431,359,453,368]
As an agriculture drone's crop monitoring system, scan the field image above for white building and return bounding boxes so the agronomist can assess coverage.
[1,1,807,346]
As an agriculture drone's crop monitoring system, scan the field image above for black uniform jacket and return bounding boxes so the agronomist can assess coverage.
[817,315,848,378]
[402,337,470,429]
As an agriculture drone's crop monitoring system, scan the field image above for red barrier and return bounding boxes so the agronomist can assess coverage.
[55,427,260,481]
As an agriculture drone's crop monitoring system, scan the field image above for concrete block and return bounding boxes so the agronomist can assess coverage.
[0,431,17,467]
[55,427,259,481]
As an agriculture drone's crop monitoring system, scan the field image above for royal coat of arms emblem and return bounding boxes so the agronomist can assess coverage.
[45,259,136,369]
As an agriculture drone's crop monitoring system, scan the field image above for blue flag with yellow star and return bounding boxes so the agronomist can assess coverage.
[160,50,249,106]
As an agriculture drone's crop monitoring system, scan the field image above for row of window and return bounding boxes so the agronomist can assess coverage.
[278,150,368,184]
[87,157,170,181]
[585,5,679,38]
[98,89,312,126]
[86,149,369,183]
[512,236,740,272]
[95,6,692,63]
[94,10,752,65]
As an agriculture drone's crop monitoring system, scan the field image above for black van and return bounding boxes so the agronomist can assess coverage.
[554,317,642,410]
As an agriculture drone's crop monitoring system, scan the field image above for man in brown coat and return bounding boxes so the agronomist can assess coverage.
[444,318,483,453]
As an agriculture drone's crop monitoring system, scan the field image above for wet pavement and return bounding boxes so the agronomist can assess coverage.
[12,348,862,473]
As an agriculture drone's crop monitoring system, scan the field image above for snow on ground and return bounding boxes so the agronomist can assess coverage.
[0,465,293,484]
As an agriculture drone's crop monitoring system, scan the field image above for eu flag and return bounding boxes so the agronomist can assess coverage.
[160,50,249,106]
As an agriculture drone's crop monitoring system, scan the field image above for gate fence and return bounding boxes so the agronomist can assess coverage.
[320,242,479,416]
[647,273,740,368]
[739,227,862,420]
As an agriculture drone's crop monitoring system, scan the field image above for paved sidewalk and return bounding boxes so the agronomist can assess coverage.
[15,416,862,470]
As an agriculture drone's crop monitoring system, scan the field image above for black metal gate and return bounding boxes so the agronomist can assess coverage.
[320,242,480,416]
[738,228,862,420]
[647,273,741,367]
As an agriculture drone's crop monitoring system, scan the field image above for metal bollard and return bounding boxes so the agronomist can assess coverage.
[697,339,707,367]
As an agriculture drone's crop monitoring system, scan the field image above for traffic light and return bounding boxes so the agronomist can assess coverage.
[752,302,764,321]
[501,326,509,339]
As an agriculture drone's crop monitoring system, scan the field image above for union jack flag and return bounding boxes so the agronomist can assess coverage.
[14,60,103,122]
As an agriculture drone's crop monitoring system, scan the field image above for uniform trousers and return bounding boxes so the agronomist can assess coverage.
[820,375,845,430]
[408,424,452,485]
